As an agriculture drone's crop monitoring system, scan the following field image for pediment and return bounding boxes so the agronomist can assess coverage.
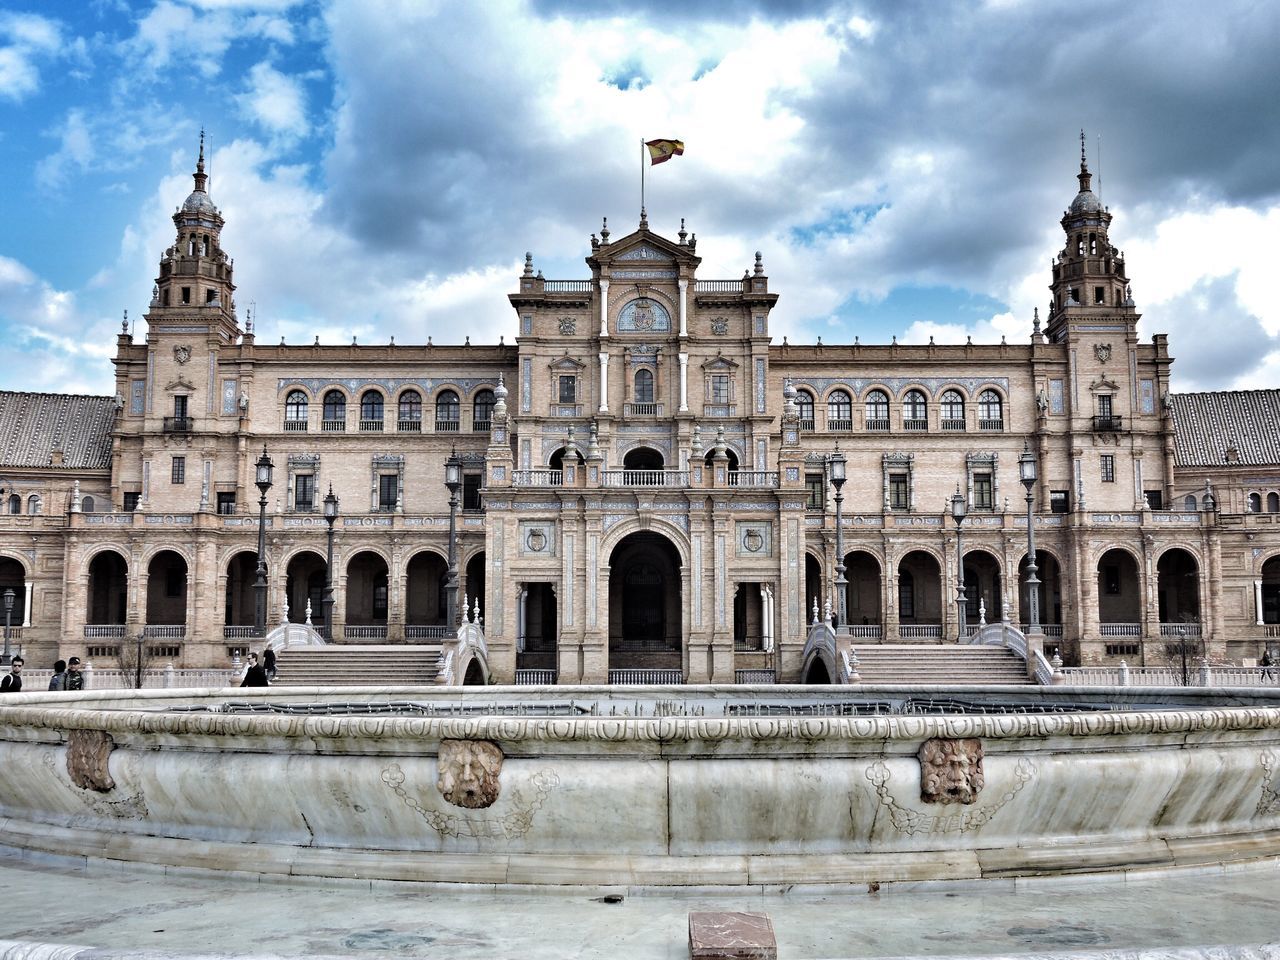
[549,355,586,371]
[700,355,739,371]
[165,377,197,393]
[615,243,673,262]
[1089,377,1121,392]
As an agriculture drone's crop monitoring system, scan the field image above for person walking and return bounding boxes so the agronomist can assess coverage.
[65,657,85,691]
[0,657,23,693]
[240,652,269,687]
[1264,650,1277,683]
[262,645,277,681]
[48,659,67,691]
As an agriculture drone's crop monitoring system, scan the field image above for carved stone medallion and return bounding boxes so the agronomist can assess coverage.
[437,739,503,809]
[67,729,115,792]
[918,737,984,805]
[173,344,192,365]
[558,317,576,335]
[1094,343,1112,363]
[710,317,729,336]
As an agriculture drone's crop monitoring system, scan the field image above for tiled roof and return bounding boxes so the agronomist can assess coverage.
[1170,389,1280,468]
[0,391,116,470]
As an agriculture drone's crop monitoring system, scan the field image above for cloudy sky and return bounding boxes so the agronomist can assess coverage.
[2,0,1279,396]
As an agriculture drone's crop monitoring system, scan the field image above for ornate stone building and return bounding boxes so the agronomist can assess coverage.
[1,141,1278,681]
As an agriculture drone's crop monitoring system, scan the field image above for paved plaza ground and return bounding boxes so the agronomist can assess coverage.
[0,854,1277,958]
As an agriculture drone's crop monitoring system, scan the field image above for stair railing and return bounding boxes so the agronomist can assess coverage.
[968,621,1058,684]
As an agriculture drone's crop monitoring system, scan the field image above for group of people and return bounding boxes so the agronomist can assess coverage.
[0,656,85,693]
[240,647,277,687]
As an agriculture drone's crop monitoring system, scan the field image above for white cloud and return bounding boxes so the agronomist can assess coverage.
[236,61,308,138]
[0,11,63,101]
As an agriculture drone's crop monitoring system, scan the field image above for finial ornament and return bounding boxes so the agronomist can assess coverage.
[1032,306,1041,336]
[523,252,533,277]
[1080,127,1087,169]
[121,309,128,334]
[639,205,648,229]
[600,217,610,243]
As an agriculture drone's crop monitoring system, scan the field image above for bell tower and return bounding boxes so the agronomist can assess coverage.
[147,132,240,341]
[1044,131,1135,342]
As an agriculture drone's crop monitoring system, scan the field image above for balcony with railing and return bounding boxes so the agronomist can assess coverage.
[609,669,684,684]
[345,624,388,640]
[626,402,662,417]
[735,669,776,684]
[799,418,815,431]
[543,280,593,293]
[142,625,187,639]
[733,638,764,652]
[1100,622,1141,637]
[1020,624,1064,638]
[900,624,943,639]
[163,416,193,433]
[694,279,745,293]
[1159,622,1202,638]
[1093,415,1124,432]
[397,418,422,432]
[84,624,127,638]
[473,419,491,433]
[222,625,262,639]
[359,419,384,432]
[321,418,346,432]
[405,624,450,640]
[846,624,883,640]
[512,469,564,487]
[283,418,308,432]
[435,419,460,432]
[728,471,779,488]
[827,418,853,432]
[865,418,890,431]
[979,418,1005,431]
[602,469,689,488]
[902,418,928,431]
[941,419,966,432]
[515,669,558,684]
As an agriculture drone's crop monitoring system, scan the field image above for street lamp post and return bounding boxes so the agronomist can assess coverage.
[444,448,462,637]
[253,446,274,638]
[1,588,13,665]
[829,447,847,629]
[1019,441,1041,636]
[323,484,339,641]
[951,487,968,642]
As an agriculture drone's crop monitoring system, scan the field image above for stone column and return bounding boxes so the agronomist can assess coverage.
[678,353,689,412]
[677,279,688,337]
[517,585,527,653]
[23,580,32,628]
[1257,580,1265,626]
[598,279,609,338]
[598,353,609,413]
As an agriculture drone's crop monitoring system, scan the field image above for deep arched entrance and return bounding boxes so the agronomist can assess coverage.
[145,550,188,626]
[1157,548,1201,626]
[465,552,486,621]
[224,551,263,628]
[86,550,127,626]
[0,557,25,628]
[964,549,1002,624]
[346,551,389,637]
[608,531,682,674]
[897,551,943,638]
[844,550,882,632]
[405,551,447,629]
[1097,548,1142,630]
[1018,551,1063,629]
[285,551,327,627]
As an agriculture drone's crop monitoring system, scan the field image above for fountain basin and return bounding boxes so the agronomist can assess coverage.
[1,685,1279,888]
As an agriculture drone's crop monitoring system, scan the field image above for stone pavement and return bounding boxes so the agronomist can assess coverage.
[0,854,1278,959]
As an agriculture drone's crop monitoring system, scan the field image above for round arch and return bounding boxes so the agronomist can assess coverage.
[1097,547,1143,626]
[285,550,327,625]
[897,550,944,627]
[1156,547,1201,625]
[843,549,882,628]
[85,548,128,626]
[345,550,390,626]
[224,550,262,628]
[0,551,32,579]
[145,549,188,625]
[606,529,685,671]
[962,548,1003,623]
[599,517,691,570]
[801,645,836,684]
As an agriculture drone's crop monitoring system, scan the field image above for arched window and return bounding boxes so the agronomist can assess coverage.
[903,389,927,427]
[473,390,495,430]
[1183,494,1197,511]
[7,495,19,515]
[978,389,1003,428]
[827,390,852,430]
[940,390,965,427]
[322,390,346,426]
[27,495,41,515]
[634,369,654,405]
[796,390,815,429]
[360,390,384,430]
[398,389,422,423]
[81,495,95,513]
[284,390,308,429]
[864,390,889,429]
[1270,492,1280,513]
[435,390,460,431]
[1250,493,1263,513]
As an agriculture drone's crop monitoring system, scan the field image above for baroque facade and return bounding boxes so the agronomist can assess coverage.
[2,142,1280,682]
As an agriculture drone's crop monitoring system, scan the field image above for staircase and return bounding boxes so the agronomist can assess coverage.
[852,644,1033,685]
[271,644,443,686]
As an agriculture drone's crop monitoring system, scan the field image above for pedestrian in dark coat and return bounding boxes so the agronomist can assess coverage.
[0,657,23,693]
[240,652,270,688]
[48,659,67,691]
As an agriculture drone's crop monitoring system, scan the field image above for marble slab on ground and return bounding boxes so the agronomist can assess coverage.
[689,912,777,960]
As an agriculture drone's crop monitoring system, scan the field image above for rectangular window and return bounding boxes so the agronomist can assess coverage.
[711,375,731,403]
[1050,489,1070,513]
[206,288,217,303]
[294,474,315,511]
[462,472,482,511]
[174,395,189,418]
[181,286,191,304]
[1145,489,1164,511]
[805,473,825,510]
[558,376,576,403]
[1101,454,1115,483]
[378,474,399,511]
[898,578,915,618]
[123,492,141,511]
[171,456,185,484]
[889,473,909,511]
[1098,395,1113,418]
[1094,285,1105,304]
[216,492,236,515]
[973,472,993,510]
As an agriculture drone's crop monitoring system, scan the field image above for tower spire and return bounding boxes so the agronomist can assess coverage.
[193,129,208,194]
[1077,128,1092,193]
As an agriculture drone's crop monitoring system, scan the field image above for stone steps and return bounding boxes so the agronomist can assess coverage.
[851,644,1033,685]
[273,645,443,686]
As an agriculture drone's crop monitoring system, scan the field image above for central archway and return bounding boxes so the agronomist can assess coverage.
[608,531,682,673]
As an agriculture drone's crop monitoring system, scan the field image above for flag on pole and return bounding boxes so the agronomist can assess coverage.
[645,139,684,165]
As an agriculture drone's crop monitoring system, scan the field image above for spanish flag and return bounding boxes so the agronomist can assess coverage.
[646,139,684,165]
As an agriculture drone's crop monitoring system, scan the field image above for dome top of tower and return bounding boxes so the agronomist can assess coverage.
[1067,129,1103,215]
[179,131,220,218]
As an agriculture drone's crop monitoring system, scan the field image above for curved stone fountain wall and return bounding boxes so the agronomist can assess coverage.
[2,685,1280,887]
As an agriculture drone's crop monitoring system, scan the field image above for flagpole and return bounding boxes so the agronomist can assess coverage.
[640,137,645,222]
